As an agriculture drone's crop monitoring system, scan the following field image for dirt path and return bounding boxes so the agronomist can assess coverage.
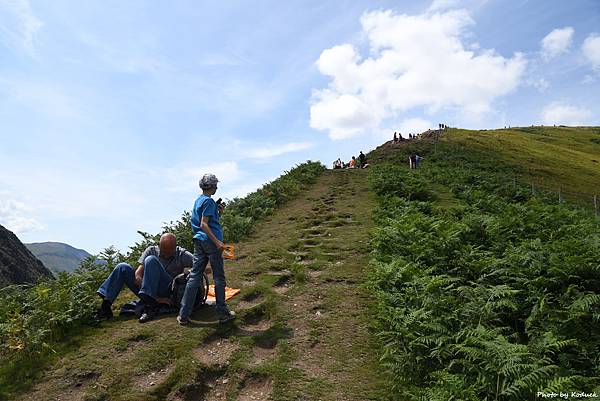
[15,169,389,401]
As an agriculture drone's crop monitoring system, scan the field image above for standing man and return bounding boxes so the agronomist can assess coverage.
[178,174,235,325]
[93,233,193,323]
[358,151,366,169]
[415,154,423,168]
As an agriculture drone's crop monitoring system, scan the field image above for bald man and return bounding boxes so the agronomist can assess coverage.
[94,233,194,323]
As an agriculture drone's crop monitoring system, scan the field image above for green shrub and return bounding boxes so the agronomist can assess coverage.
[369,145,600,400]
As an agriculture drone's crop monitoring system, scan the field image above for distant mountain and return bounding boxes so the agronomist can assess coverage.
[25,242,91,275]
[0,224,54,287]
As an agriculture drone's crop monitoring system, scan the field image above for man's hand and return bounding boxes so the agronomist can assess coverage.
[134,265,144,287]
[218,202,225,215]
[215,240,225,252]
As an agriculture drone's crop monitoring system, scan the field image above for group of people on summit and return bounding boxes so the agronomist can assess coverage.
[393,124,448,144]
[332,151,368,169]
[93,173,235,325]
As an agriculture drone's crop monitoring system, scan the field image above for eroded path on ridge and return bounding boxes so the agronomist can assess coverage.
[17,169,388,401]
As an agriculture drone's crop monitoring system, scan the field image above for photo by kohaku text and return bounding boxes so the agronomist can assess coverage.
[537,392,599,399]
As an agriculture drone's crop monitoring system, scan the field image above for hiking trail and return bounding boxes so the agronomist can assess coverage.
[17,168,389,401]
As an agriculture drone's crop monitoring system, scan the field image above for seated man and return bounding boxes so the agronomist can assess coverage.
[93,232,193,323]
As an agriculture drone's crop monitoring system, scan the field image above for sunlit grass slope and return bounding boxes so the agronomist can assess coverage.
[442,126,600,203]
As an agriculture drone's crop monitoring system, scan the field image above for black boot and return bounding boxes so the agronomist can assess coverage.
[92,299,113,321]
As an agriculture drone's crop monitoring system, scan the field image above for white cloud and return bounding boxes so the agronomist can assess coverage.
[582,33,600,71]
[245,142,314,159]
[0,197,44,234]
[0,0,43,56]
[541,102,593,126]
[398,118,434,135]
[310,9,526,140]
[582,74,596,84]
[540,27,574,60]
[527,78,550,92]
[428,0,462,13]
[310,89,380,139]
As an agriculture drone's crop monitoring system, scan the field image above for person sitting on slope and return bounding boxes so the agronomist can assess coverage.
[94,233,193,323]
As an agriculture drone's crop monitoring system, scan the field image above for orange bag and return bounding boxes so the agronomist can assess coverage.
[223,244,235,260]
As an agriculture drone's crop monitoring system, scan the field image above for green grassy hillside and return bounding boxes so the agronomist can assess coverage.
[443,126,600,203]
[368,126,600,400]
[372,126,600,207]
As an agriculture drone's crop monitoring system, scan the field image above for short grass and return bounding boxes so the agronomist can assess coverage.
[441,126,600,204]
[370,125,600,209]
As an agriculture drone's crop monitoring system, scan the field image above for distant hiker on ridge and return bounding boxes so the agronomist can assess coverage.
[393,132,398,143]
[93,233,193,323]
[177,173,235,325]
[415,154,423,168]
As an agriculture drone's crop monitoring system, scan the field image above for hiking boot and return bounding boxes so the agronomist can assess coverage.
[139,307,157,323]
[217,310,236,324]
[92,307,113,321]
[92,299,113,321]
[177,315,189,326]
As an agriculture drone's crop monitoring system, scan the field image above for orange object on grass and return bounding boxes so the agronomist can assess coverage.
[222,244,235,259]
[206,285,240,303]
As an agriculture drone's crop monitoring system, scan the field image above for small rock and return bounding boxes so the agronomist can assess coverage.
[222,378,229,384]
[149,381,155,386]
[316,311,322,316]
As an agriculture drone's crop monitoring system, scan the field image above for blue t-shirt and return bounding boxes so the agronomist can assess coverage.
[191,195,223,242]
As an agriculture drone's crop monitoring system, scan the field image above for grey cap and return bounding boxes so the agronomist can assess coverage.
[199,173,219,189]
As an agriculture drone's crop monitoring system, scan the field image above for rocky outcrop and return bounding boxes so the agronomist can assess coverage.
[0,224,54,287]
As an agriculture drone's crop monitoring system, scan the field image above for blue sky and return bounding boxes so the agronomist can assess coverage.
[1,0,599,254]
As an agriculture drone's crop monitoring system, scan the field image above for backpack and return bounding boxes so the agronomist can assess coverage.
[170,271,209,309]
